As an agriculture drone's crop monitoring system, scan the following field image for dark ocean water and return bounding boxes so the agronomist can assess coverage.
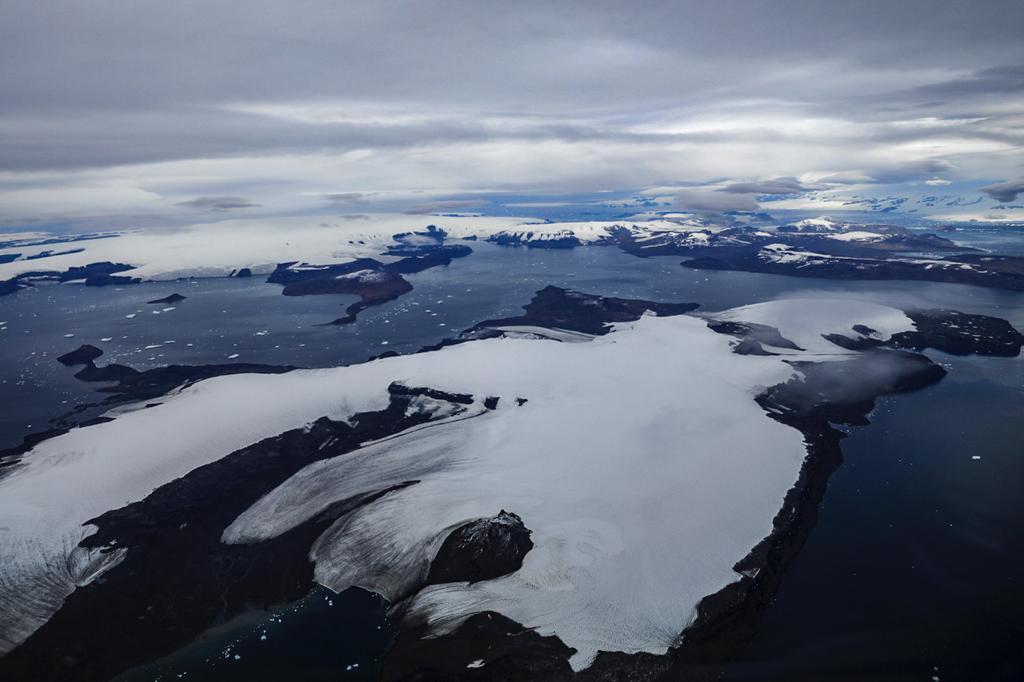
[726,354,1024,682]
[2,241,1023,681]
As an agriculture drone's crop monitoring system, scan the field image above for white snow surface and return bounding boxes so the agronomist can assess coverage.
[222,314,809,669]
[713,299,916,355]
[826,230,886,242]
[335,268,392,283]
[0,309,814,667]
[787,217,840,232]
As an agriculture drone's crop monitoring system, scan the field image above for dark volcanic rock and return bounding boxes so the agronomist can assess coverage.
[75,362,295,402]
[823,309,1024,357]
[266,258,383,286]
[470,286,699,336]
[146,293,186,304]
[282,269,411,298]
[24,248,86,261]
[62,261,137,283]
[488,232,581,249]
[758,349,947,427]
[385,226,473,261]
[382,245,472,272]
[232,267,252,277]
[1,261,140,296]
[427,511,534,585]
[267,248,468,325]
[268,261,414,325]
[57,344,103,366]
[682,247,1024,292]
[706,320,803,354]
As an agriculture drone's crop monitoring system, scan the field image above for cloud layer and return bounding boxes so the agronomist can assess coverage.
[0,0,1022,224]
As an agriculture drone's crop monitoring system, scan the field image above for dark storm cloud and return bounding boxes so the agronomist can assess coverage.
[403,199,491,215]
[322,193,371,204]
[895,65,1024,104]
[673,189,759,213]
[980,179,1024,203]
[719,178,815,195]
[177,196,261,210]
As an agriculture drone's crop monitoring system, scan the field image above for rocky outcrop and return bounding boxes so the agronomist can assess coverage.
[0,261,139,296]
[56,344,103,366]
[468,285,699,337]
[822,309,1024,357]
[146,293,186,304]
[427,511,534,585]
[683,248,1024,292]
[267,246,470,326]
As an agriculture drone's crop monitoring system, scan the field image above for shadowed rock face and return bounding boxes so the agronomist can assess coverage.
[146,293,186,304]
[471,285,699,336]
[682,249,1024,292]
[705,321,803,355]
[427,511,534,585]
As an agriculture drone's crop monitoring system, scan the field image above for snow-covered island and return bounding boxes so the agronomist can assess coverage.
[0,284,1018,681]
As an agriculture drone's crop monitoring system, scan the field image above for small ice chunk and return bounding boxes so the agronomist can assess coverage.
[101,337,113,342]
[227,353,240,359]
[125,313,136,319]
[63,333,74,338]
[971,455,981,461]
[467,659,485,669]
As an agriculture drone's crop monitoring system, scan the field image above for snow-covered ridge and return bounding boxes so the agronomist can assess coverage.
[0,215,711,282]
[0,212,953,287]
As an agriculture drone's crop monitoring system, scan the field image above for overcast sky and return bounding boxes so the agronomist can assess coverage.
[1,0,1023,226]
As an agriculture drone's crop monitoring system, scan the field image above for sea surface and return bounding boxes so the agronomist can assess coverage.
[1,239,1022,680]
